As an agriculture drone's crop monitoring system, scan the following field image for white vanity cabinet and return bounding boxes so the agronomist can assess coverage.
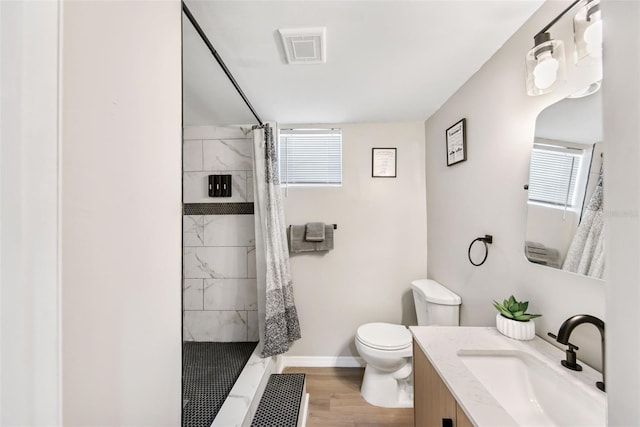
[413,340,473,427]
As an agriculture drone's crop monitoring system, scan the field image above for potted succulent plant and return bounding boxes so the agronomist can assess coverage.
[492,295,542,340]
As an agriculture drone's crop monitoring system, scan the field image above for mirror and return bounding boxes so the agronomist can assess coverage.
[524,83,604,279]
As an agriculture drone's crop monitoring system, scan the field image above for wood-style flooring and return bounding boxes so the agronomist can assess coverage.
[282,367,414,427]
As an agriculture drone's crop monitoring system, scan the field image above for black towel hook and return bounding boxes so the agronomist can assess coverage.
[468,235,493,266]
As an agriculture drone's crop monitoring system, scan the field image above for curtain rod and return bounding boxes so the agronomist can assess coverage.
[182,1,264,127]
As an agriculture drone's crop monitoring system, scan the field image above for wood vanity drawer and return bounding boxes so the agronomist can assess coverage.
[413,341,473,427]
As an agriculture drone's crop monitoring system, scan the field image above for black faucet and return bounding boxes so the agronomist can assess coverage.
[552,314,605,392]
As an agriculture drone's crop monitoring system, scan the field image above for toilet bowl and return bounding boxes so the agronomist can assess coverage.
[355,279,461,408]
[355,322,413,408]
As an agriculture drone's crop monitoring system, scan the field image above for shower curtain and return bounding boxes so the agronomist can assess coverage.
[252,124,301,357]
[562,174,605,279]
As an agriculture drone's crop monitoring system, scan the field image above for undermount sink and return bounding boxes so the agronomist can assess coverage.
[457,349,606,427]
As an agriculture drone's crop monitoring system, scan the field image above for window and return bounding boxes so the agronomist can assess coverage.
[528,143,586,208]
[279,128,342,186]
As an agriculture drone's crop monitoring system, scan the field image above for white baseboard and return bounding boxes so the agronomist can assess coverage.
[279,356,365,370]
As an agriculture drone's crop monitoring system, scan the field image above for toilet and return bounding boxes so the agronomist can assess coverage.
[355,279,461,408]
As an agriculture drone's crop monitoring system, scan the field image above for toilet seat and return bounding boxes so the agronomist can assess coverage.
[356,322,412,351]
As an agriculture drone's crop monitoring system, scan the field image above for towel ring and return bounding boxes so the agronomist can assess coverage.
[468,235,493,266]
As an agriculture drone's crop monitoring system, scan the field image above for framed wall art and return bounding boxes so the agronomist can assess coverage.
[446,118,467,166]
[372,148,397,178]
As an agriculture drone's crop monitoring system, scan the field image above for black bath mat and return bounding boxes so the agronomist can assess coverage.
[251,373,306,427]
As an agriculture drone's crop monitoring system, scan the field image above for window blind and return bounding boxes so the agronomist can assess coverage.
[528,144,582,207]
[279,129,342,185]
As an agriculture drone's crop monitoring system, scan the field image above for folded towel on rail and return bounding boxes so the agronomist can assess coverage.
[288,224,334,253]
[305,222,326,241]
[525,241,561,268]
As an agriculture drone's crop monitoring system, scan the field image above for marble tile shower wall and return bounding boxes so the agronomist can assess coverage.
[183,126,258,342]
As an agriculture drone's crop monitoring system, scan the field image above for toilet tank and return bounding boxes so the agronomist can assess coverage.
[411,279,461,326]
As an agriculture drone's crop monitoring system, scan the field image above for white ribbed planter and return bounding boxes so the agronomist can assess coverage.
[496,313,535,340]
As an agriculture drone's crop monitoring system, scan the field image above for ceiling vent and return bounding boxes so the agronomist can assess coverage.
[278,27,326,64]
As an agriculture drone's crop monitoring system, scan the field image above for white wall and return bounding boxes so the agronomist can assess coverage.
[61,2,182,425]
[1,1,61,424]
[425,1,605,370]
[282,122,427,357]
[602,1,640,424]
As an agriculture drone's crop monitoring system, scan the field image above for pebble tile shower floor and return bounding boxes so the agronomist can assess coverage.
[182,341,258,427]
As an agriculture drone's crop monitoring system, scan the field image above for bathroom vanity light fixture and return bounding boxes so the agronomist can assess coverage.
[526,32,567,96]
[526,0,602,96]
[574,0,603,65]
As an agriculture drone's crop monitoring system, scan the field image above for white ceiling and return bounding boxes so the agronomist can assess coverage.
[183,1,545,126]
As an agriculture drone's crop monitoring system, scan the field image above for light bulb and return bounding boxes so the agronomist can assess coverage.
[526,34,566,96]
[584,19,603,58]
[533,51,559,90]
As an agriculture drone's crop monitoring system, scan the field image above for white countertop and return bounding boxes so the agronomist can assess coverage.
[410,326,606,427]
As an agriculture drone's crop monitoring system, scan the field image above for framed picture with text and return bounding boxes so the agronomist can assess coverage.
[446,118,467,166]
[372,148,397,177]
